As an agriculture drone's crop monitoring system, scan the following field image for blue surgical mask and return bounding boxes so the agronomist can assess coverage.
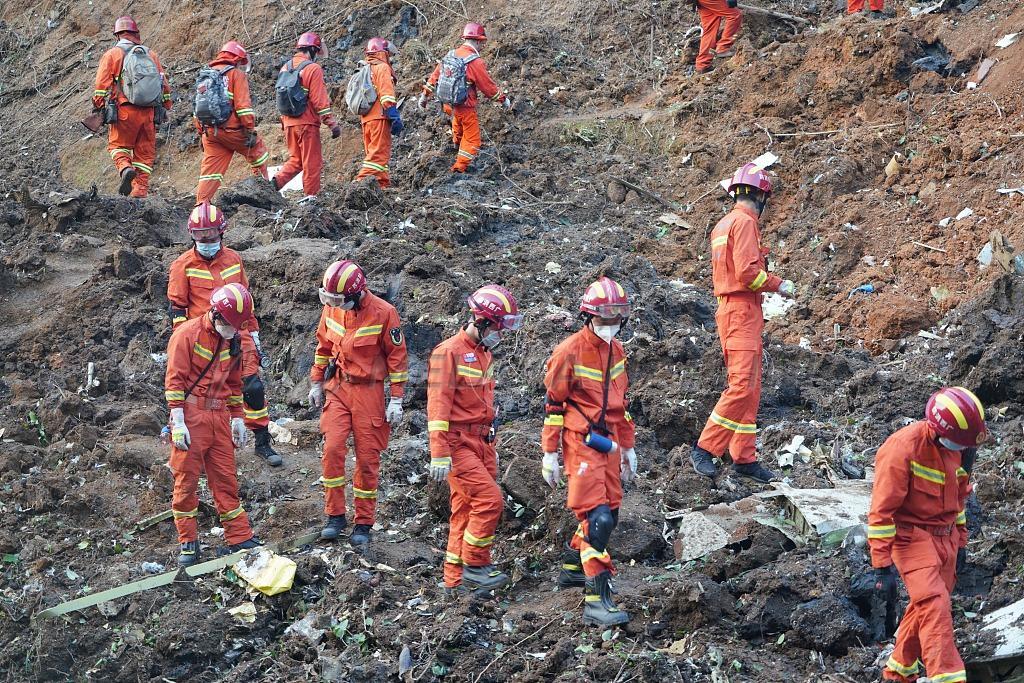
[938,437,967,452]
[481,331,502,349]
[196,241,221,259]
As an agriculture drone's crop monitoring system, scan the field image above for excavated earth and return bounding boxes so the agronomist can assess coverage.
[1,0,1024,681]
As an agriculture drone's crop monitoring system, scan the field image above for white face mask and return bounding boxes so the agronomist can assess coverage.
[593,324,620,344]
[215,321,237,339]
[481,331,502,349]
[938,437,967,452]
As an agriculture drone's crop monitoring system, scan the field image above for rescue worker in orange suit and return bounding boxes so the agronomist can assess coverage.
[195,41,270,204]
[427,285,523,592]
[165,283,263,566]
[867,386,987,683]
[272,32,341,199]
[308,261,408,546]
[167,203,282,467]
[847,0,884,18]
[540,277,636,626]
[417,22,512,174]
[690,163,795,483]
[693,0,742,74]
[354,38,403,188]
[92,15,172,197]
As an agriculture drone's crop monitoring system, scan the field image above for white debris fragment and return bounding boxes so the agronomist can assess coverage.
[544,262,562,274]
[762,293,796,320]
[955,207,974,220]
[994,33,1019,49]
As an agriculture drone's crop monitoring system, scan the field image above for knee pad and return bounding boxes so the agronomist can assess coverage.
[242,374,265,409]
[586,504,615,552]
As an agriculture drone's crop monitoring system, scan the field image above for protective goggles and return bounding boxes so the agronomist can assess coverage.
[590,303,630,319]
[495,312,524,331]
[318,287,358,308]
[189,227,222,242]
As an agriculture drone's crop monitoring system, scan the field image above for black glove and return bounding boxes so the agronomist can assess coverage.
[727,0,738,7]
[331,124,342,139]
[245,130,258,148]
[154,106,168,125]
[872,565,898,595]
[956,548,967,574]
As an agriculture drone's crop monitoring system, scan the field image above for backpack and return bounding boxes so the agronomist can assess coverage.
[275,59,313,116]
[118,41,164,107]
[345,61,378,116]
[193,65,235,127]
[435,50,478,106]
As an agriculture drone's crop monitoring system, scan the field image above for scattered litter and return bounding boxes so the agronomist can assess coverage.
[228,602,257,623]
[135,509,173,532]
[862,255,876,266]
[977,230,1021,273]
[399,644,414,678]
[544,261,562,274]
[955,207,974,221]
[973,58,997,86]
[233,548,296,596]
[884,154,903,178]
[284,611,325,643]
[762,293,796,320]
[911,55,950,74]
[938,217,952,228]
[913,241,946,253]
[267,419,298,446]
[994,33,1019,49]
[799,337,812,350]
[658,212,692,229]
[149,352,167,364]
[996,186,1024,197]
[749,151,779,170]
[267,165,303,193]
[848,283,875,298]
[777,435,812,468]
[930,286,951,302]
[672,497,773,561]
[141,562,165,574]
[756,480,872,537]
[917,330,944,341]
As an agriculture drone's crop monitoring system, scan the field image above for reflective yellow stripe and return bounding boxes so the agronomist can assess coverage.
[885,657,920,677]
[314,354,331,366]
[457,150,475,160]
[355,324,383,337]
[910,460,946,485]
[218,349,231,361]
[711,235,729,248]
[624,410,633,422]
[445,552,463,565]
[219,506,245,522]
[956,467,967,478]
[544,414,564,427]
[610,359,626,380]
[325,318,346,336]
[316,108,332,115]
[456,365,483,378]
[185,268,214,280]
[220,264,241,279]
[320,475,346,488]
[430,457,452,467]
[172,316,187,325]
[748,270,768,291]
[251,152,270,166]
[463,530,495,547]
[132,162,153,173]
[428,420,450,432]
[867,524,896,539]
[572,365,603,381]
[165,390,186,401]
[193,343,214,360]
[709,411,756,434]
[424,82,436,93]
[956,510,966,525]
[244,406,269,419]
[94,89,109,96]
[227,395,243,406]
[581,547,610,563]
[380,96,398,105]
[389,371,409,383]
[353,487,377,499]
[574,524,585,539]
[930,671,966,683]
[235,108,254,116]
[172,507,198,519]
[584,594,602,602]
[562,563,581,571]
[361,161,389,172]
[109,148,133,158]
[198,174,224,181]
[934,393,968,429]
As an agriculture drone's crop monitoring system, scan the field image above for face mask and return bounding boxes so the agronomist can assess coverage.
[593,324,620,343]
[340,300,356,310]
[196,241,221,258]
[938,437,967,452]
[215,321,237,340]
[481,331,502,349]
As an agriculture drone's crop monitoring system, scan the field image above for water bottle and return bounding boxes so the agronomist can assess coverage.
[160,425,171,446]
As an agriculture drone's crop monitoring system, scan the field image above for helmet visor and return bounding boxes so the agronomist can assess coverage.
[498,312,524,331]
[318,288,345,308]
[190,227,221,242]
[591,303,630,319]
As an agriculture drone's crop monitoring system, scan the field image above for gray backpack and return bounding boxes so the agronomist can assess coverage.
[435,50,478,106]
[345,61,378,116]
[118,41,163,107]
[194,65,235,127]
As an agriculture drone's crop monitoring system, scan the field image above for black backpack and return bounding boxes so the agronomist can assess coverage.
[275,59,313,116]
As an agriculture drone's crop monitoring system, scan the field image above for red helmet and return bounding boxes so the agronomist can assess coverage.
[468,284,522,330]
[210,283,254,329]
[580,277,630,319]
[188,202,227,242]
[220,40,248,61]
[926,386,988,448]
[365,37,397,55]
[113,16,139,36]
[727,162,773,198]
[296,32,324,56]
[462,22,487,41]
[319,260,366,307]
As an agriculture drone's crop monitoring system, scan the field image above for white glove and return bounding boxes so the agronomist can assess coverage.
[503,96,513,111]
[308,381,324,409]
[231,417,247,448]
[779,280,796,299]
[170,407,190,450]
[541,452,561,489]
[417,93,428,110]
[385,396,404,423]
[428,457,451,483]
[621,447,637,484]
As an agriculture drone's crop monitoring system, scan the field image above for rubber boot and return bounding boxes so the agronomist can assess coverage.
[350,524,372,546]
[691,444,718,477]
[118,167,137,196]
[557,545,586,588]
[733,460,778,484]
[320,514,347,540]
[228,536,264,553]
[254,428,283,467]
[178,540,200,567]
[583,571,630,626]
[462,564,509,591]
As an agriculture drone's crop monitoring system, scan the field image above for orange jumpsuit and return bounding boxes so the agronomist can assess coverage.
[195,54,270,204]
[92,38,172,198]
[354,56,398,188]
[542,327,635,577]
[275,54,337,196]
[695,0,743,71]
[424,44,507,172]
[311,293,408,525]
[696,204,781,465]
[166,246,267,431]
[164,315,254,546]
[427,329,502,587]
[848,0,884,13]
[868,421,969,683]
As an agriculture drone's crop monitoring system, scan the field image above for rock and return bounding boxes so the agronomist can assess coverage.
[112,247,142,278]
[610,494,668,561]
[345,178,385,210]
[218,176,286,213]
[656,576,737,631]
[284,611,326,644]
[791,595,871,655]
[320,655,345,682]
[116,409,165,436]
[607,179,627,204]
[107,436,167,472]
[501,455,547,512]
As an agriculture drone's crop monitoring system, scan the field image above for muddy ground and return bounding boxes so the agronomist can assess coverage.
[1,0,1024,681]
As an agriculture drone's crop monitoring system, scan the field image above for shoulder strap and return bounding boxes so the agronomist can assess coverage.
[217,65,235,75]
[562,342,616,433]
[183,336,223,400]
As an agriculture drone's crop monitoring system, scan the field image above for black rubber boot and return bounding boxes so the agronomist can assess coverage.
[178,540,200,567]
[350,524,372,546]
[462,564,510,591]
[254,428,283,467]
[583,571,630,626]
[118,167,137,196]
[320,514,347,540]
[557,545,586,588]
[733,461,778,484]
[691,444,718,477]
[228,536,264,552]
